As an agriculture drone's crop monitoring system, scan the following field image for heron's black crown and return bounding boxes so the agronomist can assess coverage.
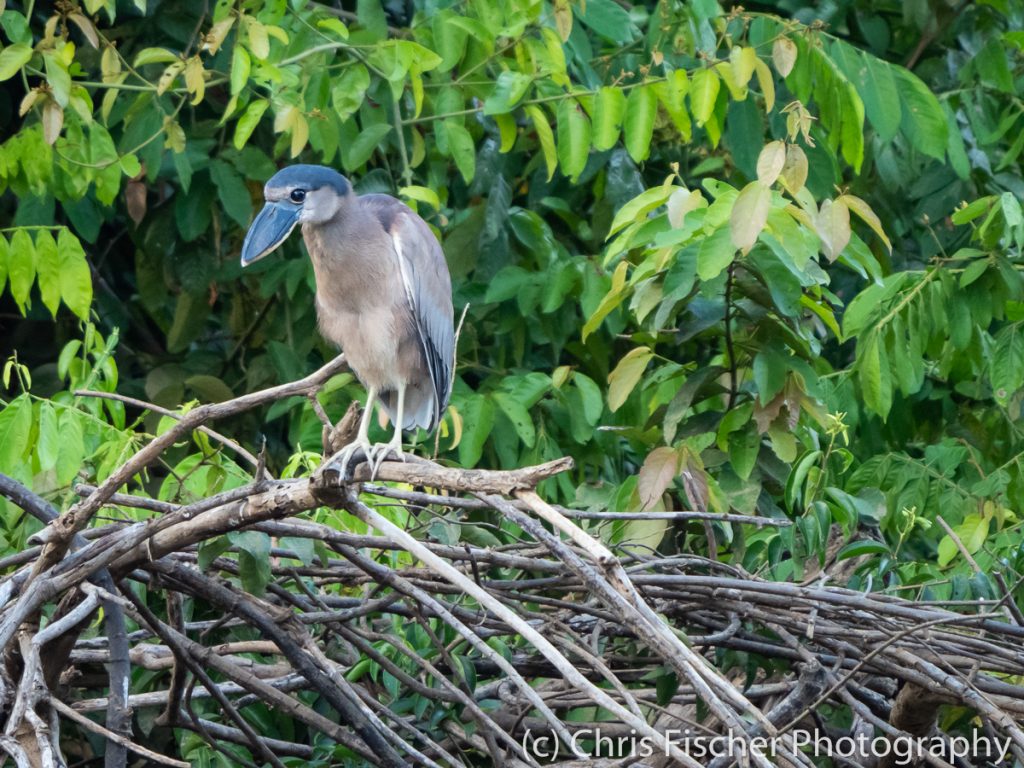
[267,164,351,196]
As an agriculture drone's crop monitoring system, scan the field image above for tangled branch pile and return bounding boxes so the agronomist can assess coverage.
[2,359,1024,768]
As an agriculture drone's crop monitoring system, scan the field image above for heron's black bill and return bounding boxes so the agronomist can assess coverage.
[241,201,300,266]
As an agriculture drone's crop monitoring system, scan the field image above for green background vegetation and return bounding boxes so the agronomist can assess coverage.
[1,0,1024,760]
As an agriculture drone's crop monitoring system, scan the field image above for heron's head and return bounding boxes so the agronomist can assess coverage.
[240,165,352,266]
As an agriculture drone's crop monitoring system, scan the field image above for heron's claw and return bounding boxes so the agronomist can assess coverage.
[328,439,406,482]
[369,440,406,479]
[329,439,374,482]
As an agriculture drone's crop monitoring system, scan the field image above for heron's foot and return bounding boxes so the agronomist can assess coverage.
[329,438,375,482]
[368,439,406,480]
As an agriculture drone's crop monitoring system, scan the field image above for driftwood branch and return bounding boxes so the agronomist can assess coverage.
[2,362,1024,766]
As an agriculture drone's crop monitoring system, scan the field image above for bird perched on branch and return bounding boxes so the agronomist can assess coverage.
[241,165,454,476]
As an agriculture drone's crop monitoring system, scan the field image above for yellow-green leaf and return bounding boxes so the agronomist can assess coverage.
[666,187,703,228]
[608,346,653,412]
[780,144,808,194]
[839,194,892,252]
[582,260,628,341]
[756,140,786,185]
[230,45,250,96]
[233,99,268,149]
[730,181,772,252]
[608,186,674,238]
[689,68,720,127]
[0,44,33,81]
[753,57,775,112]
[495,113,517,152]
[815,198,852,261]
[244,17,270,59]
[730,46,757,88]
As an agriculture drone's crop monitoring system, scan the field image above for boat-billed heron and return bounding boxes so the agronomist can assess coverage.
[241,165,454,476]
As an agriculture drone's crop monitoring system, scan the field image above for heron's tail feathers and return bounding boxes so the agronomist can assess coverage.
[379,385,439,432]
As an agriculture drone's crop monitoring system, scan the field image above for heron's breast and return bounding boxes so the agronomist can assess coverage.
[316,298,425,390]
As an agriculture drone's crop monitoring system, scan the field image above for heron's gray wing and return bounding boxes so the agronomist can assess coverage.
[363,195,455,429]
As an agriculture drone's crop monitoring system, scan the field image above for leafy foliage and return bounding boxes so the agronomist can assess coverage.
[3,0,1024,761]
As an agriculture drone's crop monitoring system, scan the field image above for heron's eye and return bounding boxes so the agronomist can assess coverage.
[290,189,306,203]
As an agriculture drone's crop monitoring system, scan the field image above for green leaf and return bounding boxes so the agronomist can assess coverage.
[836,539,889,560]
[526,105,556,180]
[483,70,532,115]
[623,85,657,163]
[210,160,253,228]
[556,98,590,182]
[653,69,692,141]
[0,395,32,471]
[991,324,1024,403]
[492,391,536,448]
[859,55,901,142]
[592,86,625,152]
[858,331,892,418]
[582,260,628,340]
[893,68,947,160]
[938,514,990,567]
[134,47,179,66]
[608,186,673,237]
[432,11,468,73]
[8,229,36,312]
[43,51,71,107]
[573,372,604,425]
[0,236,8,295]
[233,99,268,150]
[608,346,653,412]
[55,409,84,487]
[358,0,389,39]
[341,123,392,171]
[697,226,736,281]
[689,68,720,127]
[576,0,636,44]
[729,424,760,481]
[973,37,1014,93]
[57,229,93,320]
[230,531,271,595]
[198,536,232,570]
[34,230,60,318]
[230,45,250,96]
[444,121,475,183]
[457,395,494,467]
[36,401,59,471]
[0,43,33,82]
[753,347,788,402]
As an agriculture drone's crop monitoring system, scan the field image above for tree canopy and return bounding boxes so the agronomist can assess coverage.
[2,0,1024,765]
